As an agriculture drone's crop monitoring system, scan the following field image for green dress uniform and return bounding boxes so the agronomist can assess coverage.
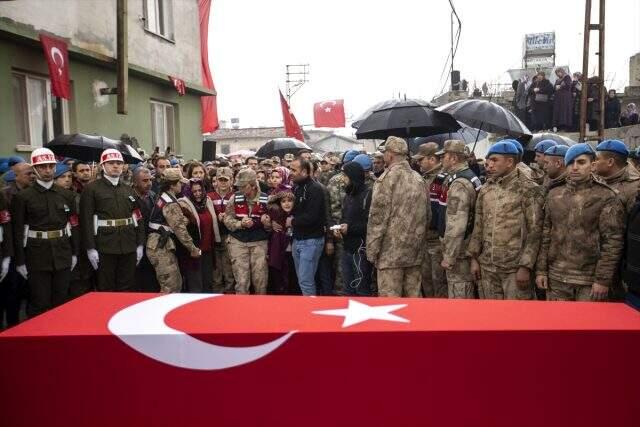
[12,181,79,317]
[79,177,145,291]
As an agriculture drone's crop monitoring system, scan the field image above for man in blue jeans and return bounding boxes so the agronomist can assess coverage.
[287,158,327,295]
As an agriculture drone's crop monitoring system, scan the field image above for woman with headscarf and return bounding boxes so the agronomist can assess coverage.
[622,103,639,126]
[268,166,292,196]
[528,71,554,131]
[267,189,299,294]
[605,89,622,128]
[552,68,573,131]
[177,179,221,292]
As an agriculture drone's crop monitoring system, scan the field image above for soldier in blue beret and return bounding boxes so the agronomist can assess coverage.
[533,140,558,182]
[542,145,569,191]
[501,138,538,183]
[593,139,639,214]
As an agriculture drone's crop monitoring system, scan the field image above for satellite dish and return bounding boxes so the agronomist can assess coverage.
[92,80,110,108]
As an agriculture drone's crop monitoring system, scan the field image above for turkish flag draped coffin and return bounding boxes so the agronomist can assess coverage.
[314,99,346,128]
[1,293,639,427]
[39,34,71,99]
[279,90,305,141]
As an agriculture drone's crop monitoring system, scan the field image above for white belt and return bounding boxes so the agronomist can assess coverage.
[97,218,134,227]
[27,228,68,239]
[149,222,173,233]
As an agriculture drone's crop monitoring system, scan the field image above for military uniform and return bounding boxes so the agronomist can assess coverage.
[209,188,235,293]
[327,171,348,292]
[600,165,640,214]
[133,189,160,292]
[366,137,429,297]
[147,191,199,293]
[439,162,481,298]
[69,187,94,299]
[223,190,270,294]
[536,174,625,301]
[79,176,145,291]
[421,165,447,298]
[468,167,544,300]
[13,182,79,317]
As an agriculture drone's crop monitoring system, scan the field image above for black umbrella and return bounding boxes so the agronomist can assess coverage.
[352,98,436,129]
[436,99,532,142]
[408,123,489,154]
[526,132,576,150]
[355,99,460,140]
[47,133,143,164]
[256,138,311,159]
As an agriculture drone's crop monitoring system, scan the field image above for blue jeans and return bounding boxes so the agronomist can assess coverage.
[292,237,325,296]
[341,247,373,296]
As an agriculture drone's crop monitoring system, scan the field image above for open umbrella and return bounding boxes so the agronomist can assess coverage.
[256,138,311,159]
[408,123,489,154]
[352,99,436,129]
[355,99,460,140]
[436,99,532,142]
[526,132,576,150]
[46,133,143,163]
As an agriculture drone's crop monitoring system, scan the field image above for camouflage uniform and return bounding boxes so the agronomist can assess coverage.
[516,162,534,181]
[422,165,447,298]
[327,171,348,292]
[467,168,544,300]
[599,165,640,214]
[440,162,480,298]
[318,169,337,187]
[536,174,625,301]
[147,192,199,293]
[367,137,429,297]
[528,163,545,185]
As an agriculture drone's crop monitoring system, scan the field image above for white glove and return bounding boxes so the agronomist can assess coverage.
[87,249,100,271]
[71,255,78,271]
[16,264,28,280]
[136,245,143,266]
[0,257,10,282]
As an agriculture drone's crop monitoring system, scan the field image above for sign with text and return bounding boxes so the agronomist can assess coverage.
[524,32,555,55]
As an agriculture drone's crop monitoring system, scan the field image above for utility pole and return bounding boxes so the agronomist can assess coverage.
[285,64,309,106]
[100,0,128,115]
[579,0,605,142]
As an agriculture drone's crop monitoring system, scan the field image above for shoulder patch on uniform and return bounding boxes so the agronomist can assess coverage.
[161,193,173,203]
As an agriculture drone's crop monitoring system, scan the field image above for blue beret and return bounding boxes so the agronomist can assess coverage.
[596,139,629,157]
[534,139,558,153]
[353,154,372,171]
[3,170,16,183]
[343,150,360,164]
[54,162,70,179]
[0,161,9,175]
[564,143,595,165]
[169,158,179,166]
[8,156,25,166]
[487,141,519,156]
[506,139,524,155]
[544,145,569,158]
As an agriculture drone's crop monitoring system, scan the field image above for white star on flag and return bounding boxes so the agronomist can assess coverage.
[313,299,409,328]
[324,107,332,112]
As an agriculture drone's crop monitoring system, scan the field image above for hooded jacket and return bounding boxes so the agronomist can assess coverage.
[340,162,372,253]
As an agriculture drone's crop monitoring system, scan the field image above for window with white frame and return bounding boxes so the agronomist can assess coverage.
[150,100,176,153]
[12,71,69,148]
[143,0,174,40]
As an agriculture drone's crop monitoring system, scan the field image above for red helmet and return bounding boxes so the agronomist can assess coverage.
[30,148,57,166]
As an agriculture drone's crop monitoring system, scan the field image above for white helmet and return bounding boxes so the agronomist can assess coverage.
[30,148,57,166]
[100,148,124,164]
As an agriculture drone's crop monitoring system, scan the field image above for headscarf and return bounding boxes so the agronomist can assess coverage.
[628,103,638,114]
[183,179,206,211]
[271,166,292,193]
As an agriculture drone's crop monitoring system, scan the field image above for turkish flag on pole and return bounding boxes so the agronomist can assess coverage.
[313,99,346,128]
[279,90,304,141]
[39,34,71,100]
[198,0,219,132]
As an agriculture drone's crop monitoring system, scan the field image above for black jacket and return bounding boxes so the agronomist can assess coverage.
[292,177,326,240]
[341,162,372,253]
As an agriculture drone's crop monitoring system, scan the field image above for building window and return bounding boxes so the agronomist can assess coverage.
[220,144,230,155]
[143,0,174,41]
[150,100,175,153]
[12,71,68,148]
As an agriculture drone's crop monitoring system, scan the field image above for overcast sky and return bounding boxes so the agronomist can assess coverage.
[209,0,640,131]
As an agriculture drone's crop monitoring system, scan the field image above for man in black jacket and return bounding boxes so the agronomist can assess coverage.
[287,158,327,295]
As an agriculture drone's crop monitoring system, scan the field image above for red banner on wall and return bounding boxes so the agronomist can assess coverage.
[39,34,71,100]
[199,0,219,133]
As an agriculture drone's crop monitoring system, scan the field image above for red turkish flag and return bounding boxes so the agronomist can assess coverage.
[169,76,186,96]
[39,34,71,99]
[313,99,346,128]
[279,90,304,141]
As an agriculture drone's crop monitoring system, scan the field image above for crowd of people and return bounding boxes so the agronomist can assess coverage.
[512,70,639,132]
[1,133,640,328]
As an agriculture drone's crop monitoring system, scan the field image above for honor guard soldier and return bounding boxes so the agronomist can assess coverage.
[80,149,145,291]
[12,148,80,317]
[147,168,201,293]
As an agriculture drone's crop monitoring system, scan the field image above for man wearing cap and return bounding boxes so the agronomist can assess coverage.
[208,167,236,293]
[271,156,281,166]
[223,168,272,294]
[467,140,544,300]
[12,148,80,317]
[412,142,447,297]
[353,154,376,188]
[80,149,145,292]
[535,143,625,301]
[533,140,558,186]
[367,136,429,297]
[593,139,640,214]
[372,152,385,178]
[131,166,159,293]
[541,145,569,192]
[283,153,295,168]
[147,168,201,293]
[509,139,536,182]
[318,157,337,186]
[437,140,482,298]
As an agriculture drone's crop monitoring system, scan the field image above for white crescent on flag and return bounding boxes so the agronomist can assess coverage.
[108,294,295,370]
[50,47,64,76]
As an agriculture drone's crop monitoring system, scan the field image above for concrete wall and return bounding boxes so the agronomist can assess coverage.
[0,0,201,83]
[0,39,203,160]
[630,53,640,87]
